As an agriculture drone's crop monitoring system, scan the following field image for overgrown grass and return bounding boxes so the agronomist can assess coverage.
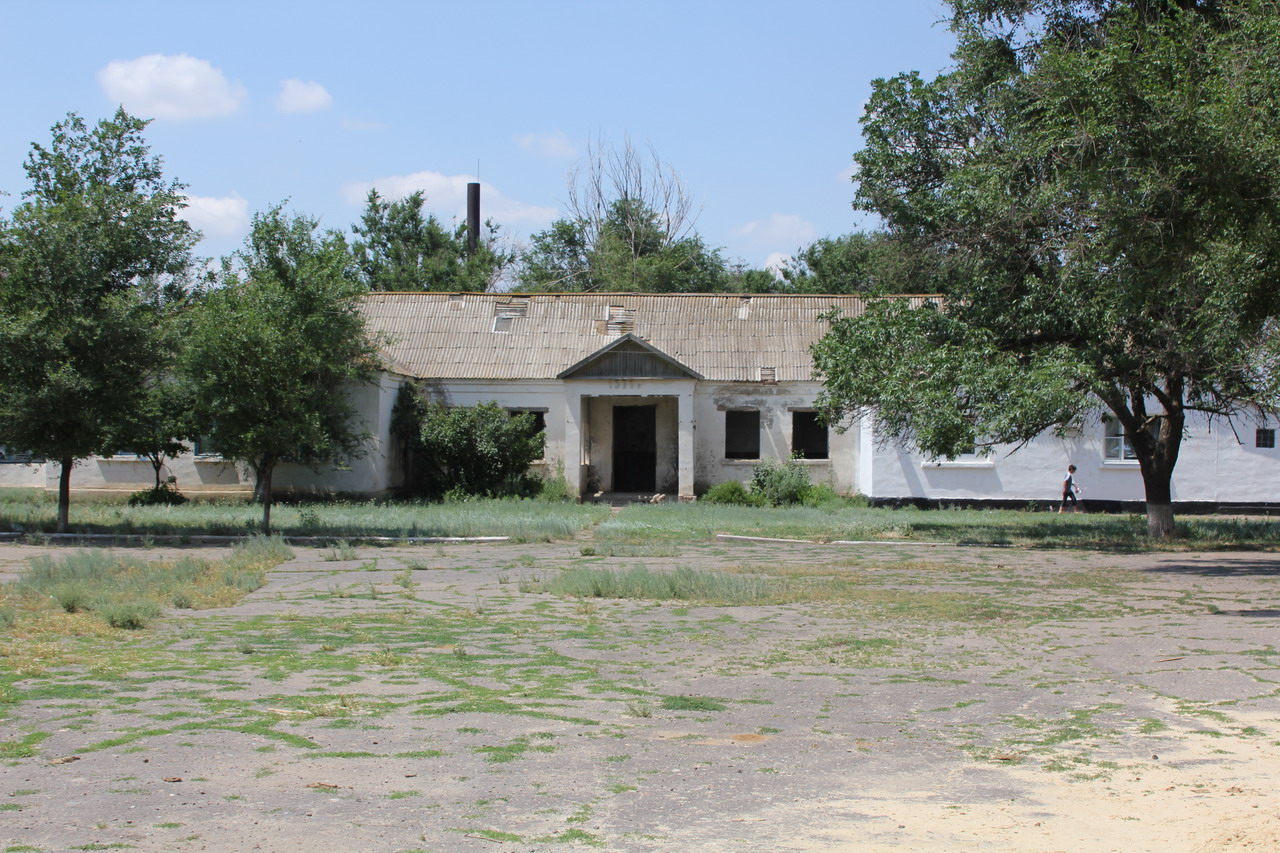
[522,562,1131,623]
[0,489,609,542]
[1,535,289,631]
[5,486,1280,547]
[601,503,1280,548]
[521,565,887,605]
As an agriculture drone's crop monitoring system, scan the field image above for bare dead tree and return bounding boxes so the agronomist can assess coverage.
[564,136,698,255]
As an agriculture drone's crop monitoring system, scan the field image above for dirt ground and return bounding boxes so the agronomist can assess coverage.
[0,538,1277,852]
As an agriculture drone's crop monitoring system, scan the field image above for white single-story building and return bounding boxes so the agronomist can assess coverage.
[4,292,1278,511]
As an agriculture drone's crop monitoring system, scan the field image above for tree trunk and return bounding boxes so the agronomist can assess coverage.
[57,457,73,534]
[1146,503,1175,539]
[1139,459,1177,539]
[260,464,274,535]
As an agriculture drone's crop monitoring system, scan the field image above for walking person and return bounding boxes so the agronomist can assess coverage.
[1059,464,1081,513]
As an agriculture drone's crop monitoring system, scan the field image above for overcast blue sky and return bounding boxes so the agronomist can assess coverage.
[0,0,957,271]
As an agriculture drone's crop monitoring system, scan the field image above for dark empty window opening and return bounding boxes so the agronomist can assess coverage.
[724,410,760,459]
[1257,428,1275,449]
[508,410,547,457]
[792,411,828,459]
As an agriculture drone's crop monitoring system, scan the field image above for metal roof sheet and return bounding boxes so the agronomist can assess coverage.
[359,292,932,382]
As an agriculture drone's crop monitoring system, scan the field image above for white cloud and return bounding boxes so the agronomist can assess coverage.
[732,213,818,247]
[180,194,250,238]
[764,252,793,276]
[97,54,245,119]
[343,171,559,228]
[277,79,332,114]
[515,131,577,158]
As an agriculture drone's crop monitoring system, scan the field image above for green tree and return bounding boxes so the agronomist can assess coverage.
[401,398,544,498]
[814,0,1280,538]
[781,231,956,294]
[0,109,196,532]
[517,198,729,292]
[351,189,511,292]
[183,206,380,533]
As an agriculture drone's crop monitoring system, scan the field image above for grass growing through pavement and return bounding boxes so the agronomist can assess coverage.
[1,535,289,632]
[520,564,870,605]
[0,536,1270,851]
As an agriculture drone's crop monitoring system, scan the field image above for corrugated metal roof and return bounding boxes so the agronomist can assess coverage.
[360,292,933,382]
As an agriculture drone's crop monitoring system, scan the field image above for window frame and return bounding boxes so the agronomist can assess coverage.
[1103,417,1157,462]
[506,408,548,461]
[723,409,761,460]
[790,410,829,460]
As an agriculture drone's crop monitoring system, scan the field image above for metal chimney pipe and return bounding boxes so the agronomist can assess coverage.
[466,182,480,256]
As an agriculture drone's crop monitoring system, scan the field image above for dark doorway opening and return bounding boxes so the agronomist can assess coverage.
[613,405,657,491]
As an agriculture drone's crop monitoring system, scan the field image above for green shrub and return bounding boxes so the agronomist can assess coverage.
[128,479,188,507]
[98,599,162,630]
[228,534,293,570]
[701,480,763,506]
[537,474,575,503]
[800,482,844,508]
[412,401,545,499]
[50,581,97,613]
[750,458,811,506]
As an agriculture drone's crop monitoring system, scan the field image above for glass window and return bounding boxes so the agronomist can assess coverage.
[1257,428,1275,449]
[1104,418,1159,460]
[724,410,760,459]
[193,435,222,458]
[791,411,828,460]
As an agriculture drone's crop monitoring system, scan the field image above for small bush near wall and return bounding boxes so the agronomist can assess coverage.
[127,478,188,507]
[701,480,764,507]
[750,459,812,506]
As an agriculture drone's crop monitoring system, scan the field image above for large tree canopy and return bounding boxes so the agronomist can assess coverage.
[183,206,380,533]
[517,197,730,293]
[351,189,512,292]
[0,109,196,531]
[813,0,1280,537]
[780,231,959,294]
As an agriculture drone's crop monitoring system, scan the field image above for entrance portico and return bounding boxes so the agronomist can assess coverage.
[559,335,699,500]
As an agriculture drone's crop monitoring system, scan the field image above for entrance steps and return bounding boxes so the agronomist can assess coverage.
[586,492,672,507]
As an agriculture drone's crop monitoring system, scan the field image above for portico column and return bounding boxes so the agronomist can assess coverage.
[677,385,695,500]
[564,389,586,499]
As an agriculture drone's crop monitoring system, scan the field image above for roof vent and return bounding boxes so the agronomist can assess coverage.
[606,305,635,335]
[494,300,528,318]
[759,366,777,384]
[492,300,528,333]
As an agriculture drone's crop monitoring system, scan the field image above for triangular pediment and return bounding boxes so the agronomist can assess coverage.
[557,334,703,380]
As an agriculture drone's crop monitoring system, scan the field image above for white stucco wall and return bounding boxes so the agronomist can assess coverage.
[12,375,1276,509]
[1,374,401,498]
[862,412,1280,505]
[273,373,402,495]
[692,381,858,495]
[3,453,254,496]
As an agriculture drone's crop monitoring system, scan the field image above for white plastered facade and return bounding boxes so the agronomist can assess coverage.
[3,293,1277,509]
